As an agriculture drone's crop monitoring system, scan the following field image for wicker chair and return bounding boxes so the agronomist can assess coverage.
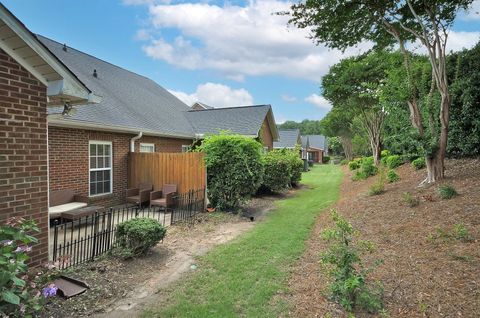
[126,183,153,207]
[150,184,177,209]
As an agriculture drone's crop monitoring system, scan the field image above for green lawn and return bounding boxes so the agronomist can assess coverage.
[143,165,343,318]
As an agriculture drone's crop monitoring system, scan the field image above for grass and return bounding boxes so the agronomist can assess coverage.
[142,165,344,318]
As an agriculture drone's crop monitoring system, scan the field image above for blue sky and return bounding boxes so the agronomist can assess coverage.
[3,0,480,123]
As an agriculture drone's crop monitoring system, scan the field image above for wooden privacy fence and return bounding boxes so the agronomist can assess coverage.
[128,152,206,194]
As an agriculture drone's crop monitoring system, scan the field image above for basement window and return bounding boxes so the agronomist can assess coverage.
[89,141,112,196]
[140,143,155,153]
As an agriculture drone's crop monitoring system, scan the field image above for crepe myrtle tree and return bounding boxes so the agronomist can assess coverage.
[284,0,474,183]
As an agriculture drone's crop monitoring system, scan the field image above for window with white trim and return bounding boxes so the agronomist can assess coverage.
[89,141,112,196]
[140,143,155,153]
[181,145,191,153]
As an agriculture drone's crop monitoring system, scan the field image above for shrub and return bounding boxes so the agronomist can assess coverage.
[0,217,45,316]
[453,223,473,242]
[198,133,265,210]
[385,155,403,169]
[361,161,378,177]
[352,170,368,181]
[262,150,293,192]
[368,169,386,196]
[403,192,419,207]
[116,218,166,257]
[411,157,426,170]
[323,156,331,164]
[340,159,349,166]
[387,170,400,183]
[380,150,390,158]
[348,161,360,171]
[284,148,304,186]
[438,184,458,200]
[320,210,383,313]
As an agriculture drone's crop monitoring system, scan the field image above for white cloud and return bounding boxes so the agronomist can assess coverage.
[281,94,297,103]
[305,94,332,110]
[168,82,254,107]
[409,30,480,54]
[460,1,480,21]
[130,0,371,81]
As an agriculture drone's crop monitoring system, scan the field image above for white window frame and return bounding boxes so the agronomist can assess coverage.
[88,140,113,197]
[181,145,191,153]
[140,143,155,153]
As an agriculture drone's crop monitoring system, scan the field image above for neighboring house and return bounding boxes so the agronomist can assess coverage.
[273,129,301,149]
[191,102,214,110]
[301,135,328,163]
[186,105,278,151]
[37,37,278,207]
[0,3,95,265]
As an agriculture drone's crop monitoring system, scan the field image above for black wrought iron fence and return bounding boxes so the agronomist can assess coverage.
[51,188,205,269]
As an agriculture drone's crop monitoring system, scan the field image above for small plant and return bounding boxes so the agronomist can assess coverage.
[453,223,473,242]
[403,192,419,207]
[386,170,399,183]
[0,217,47,316]
[323,156,331,164]
[320,210,383,313]
[411,157,426,170]
[438,184,458,200]
[348,160,360,171]
[380,150,390,158]
[116,218,166,258]
[352,170,367,181]
[361,161,378,177]
[385,155,403,169]
[369,169,386,196]
[340,159,349,165]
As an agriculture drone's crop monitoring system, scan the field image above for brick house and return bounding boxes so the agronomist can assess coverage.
[301,135,328,164]
[37,36,278,208]
[0,4,95,265]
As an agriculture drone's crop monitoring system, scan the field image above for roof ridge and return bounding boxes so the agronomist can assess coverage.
[188,104,271,112]
[36,34,153,82]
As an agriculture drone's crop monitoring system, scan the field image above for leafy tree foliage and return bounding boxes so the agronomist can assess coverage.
[278,119,323,135]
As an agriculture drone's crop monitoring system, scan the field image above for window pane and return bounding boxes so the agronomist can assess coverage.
[97,144,104,155]
[97,157,104,169]
[104,156,110,168]
[90,157,96,169]
[90,182,96,196]
[90,171,96,182]
[104,170,110,181]
[90,144,96,156]
[104,145,111,155]
[103,181,110,193]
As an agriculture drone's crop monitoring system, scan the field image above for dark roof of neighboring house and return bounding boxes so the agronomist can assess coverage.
[301,136,309,148]
[40,35,195,138]
[304,135,328,150]
[185,105,277,139]
[274,129,301,148]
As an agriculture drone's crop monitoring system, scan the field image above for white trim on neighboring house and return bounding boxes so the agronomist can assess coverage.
[181,145,191,153]
[88,140,113,197]
[140,143,155,153]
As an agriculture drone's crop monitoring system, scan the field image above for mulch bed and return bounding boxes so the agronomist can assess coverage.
[284,159,480,317]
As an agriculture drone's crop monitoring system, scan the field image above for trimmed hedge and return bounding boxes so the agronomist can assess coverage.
[385,155,403,169]
[199,133,264,210]
[116,218,166,257]
[262,148,303,192]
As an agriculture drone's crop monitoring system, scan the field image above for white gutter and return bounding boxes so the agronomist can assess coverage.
[130,132,143,152]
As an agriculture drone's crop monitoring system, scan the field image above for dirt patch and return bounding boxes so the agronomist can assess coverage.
[284,159,480,317]
[41,212,255,318]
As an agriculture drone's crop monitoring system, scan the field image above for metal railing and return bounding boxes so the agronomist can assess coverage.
[51,188,205,269]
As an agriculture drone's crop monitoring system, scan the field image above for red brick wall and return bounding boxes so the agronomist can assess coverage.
[48,127,193,207]
[0,49,49,265]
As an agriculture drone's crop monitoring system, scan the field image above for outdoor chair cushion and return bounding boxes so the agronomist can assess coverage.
[49,202,88,215]
[150,198,167,207]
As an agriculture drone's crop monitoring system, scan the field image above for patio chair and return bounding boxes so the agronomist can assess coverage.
[150,184,178,210]
[126,183,153,207]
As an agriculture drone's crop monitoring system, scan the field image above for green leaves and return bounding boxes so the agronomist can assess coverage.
[2,290,20,305]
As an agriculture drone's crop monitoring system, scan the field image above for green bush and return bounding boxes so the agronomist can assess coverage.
[0,217,44,316]
[385,155,403,169]
[380,150,390,158]
[438,184,458,200]
[285,148,304,186]
[262,150,293,192]
[352,170,367,181]
[361,159,378,177]
[320,210,383,313]
[322,156,331,164]
[368,169,386,196]
[116,218,166,257]
[340,159,349,166]
[386,170,400,183]
[411,157,426,170]
[198,133,265,210]
[348,160,360,171]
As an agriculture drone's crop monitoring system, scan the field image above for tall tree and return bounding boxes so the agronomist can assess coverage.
[285,0,474,183]
[320,106,355,160]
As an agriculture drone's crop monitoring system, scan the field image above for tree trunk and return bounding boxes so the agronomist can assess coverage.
[371,137,381,166]
[340,136,353,161]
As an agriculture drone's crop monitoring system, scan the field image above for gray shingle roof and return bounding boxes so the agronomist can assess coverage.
[40,35,194,138]
[185,105,272,137]
[274,129,301,148]
[301,136,309,148]
[304,135,328,151]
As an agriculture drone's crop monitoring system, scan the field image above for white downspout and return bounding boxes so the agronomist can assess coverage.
[130,132,143,152]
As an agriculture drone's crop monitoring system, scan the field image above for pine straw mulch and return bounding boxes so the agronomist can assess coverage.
[283,159,480,318]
